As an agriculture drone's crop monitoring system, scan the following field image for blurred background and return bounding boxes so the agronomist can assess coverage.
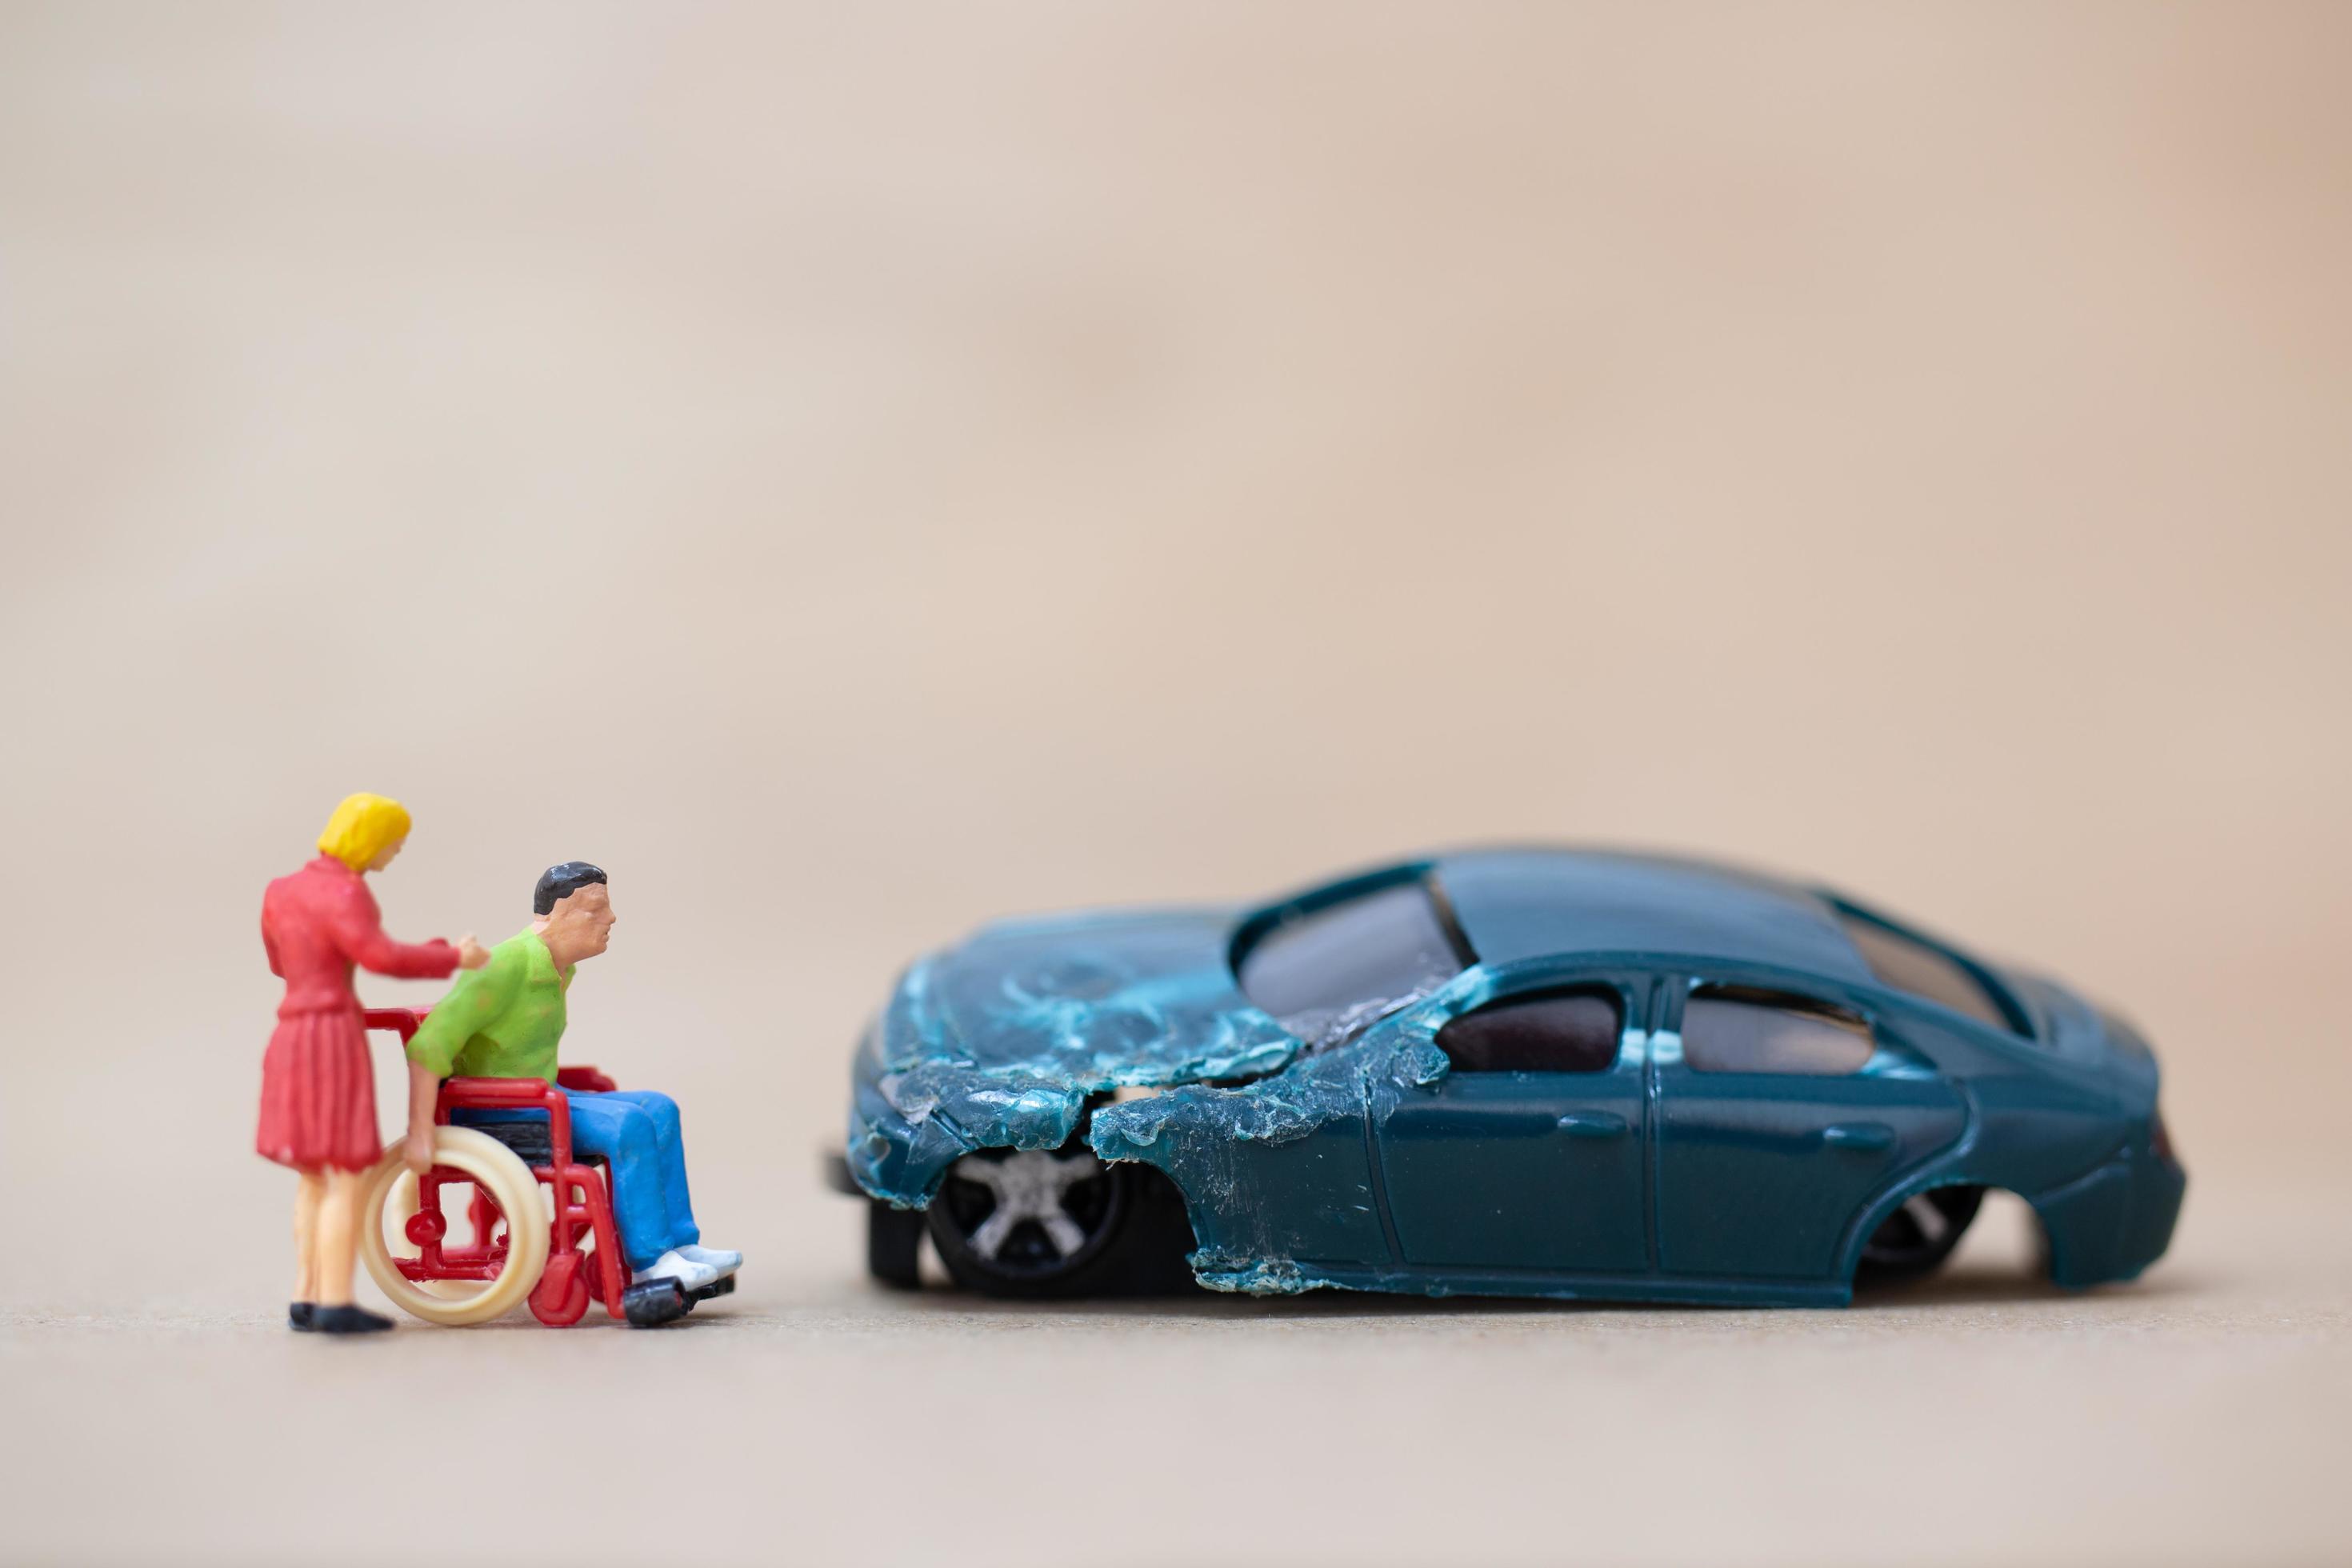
[2,4,2346,1564]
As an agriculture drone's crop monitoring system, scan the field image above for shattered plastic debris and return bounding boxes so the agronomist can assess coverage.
[1190,1253,1334,1294]
[1089,1038,1374,1158]
[1274,983,1446,1057]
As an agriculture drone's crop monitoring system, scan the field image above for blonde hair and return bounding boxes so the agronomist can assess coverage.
[317,793,412,871]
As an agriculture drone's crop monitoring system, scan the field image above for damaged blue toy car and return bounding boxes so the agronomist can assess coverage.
[834,848,2184,1306]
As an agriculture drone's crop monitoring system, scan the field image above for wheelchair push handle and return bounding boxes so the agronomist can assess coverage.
[363,1006,426,1043]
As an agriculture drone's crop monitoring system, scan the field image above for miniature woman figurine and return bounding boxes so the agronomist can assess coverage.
[258,794,487,1334]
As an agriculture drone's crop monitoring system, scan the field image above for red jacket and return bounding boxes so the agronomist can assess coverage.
[262,854,457,1014]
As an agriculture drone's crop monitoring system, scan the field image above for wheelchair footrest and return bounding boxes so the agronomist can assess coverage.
[619,1270,736,1327]
[621,1278,690,1327]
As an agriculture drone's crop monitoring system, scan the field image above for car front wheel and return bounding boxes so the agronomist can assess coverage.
[928,1142,1130,1297]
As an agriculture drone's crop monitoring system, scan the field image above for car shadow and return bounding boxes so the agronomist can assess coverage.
[878,1259,2204,1322]
[1850,1261,2205,1310]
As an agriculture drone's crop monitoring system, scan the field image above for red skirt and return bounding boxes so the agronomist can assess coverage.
[256,1007,382,1171]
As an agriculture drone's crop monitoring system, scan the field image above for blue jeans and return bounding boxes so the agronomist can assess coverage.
[456,1089,701,1270]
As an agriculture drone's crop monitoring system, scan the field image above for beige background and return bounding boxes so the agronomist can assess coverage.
[2,3,2348,1564]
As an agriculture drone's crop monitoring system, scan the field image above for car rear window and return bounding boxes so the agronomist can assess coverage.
[1835,910,2016,1033]
[1682,986,1876,1075]
[1238,878,1469,1048]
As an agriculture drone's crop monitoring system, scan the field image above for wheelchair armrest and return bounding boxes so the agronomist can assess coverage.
[555,1066,617,1094]
[439,1076,559,1110]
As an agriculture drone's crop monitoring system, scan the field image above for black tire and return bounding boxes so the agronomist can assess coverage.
[867,1202,926,1289]
[926,1144,1198,1300]
[1856,1185,1984,1283]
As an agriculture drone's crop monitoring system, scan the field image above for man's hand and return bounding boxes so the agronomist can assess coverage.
[455,933,491,970]
[402,1058,442,1177]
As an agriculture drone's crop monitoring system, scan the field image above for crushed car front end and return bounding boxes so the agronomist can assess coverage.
[843,906,1302,1212]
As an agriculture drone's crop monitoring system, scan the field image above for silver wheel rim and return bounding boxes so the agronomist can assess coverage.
[947,1149,1106,1266]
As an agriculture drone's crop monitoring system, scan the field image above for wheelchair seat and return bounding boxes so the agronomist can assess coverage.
[466,1119,607,1170]
[469,1120,555,1166]
[438,1068,618,1169]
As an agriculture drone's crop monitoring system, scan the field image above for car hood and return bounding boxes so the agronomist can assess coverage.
[846,906,1302,1202]
[908,906,1297,1081]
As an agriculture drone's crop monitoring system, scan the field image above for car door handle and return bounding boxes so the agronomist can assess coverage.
[1821,1121,1895,1152]
[1555,1110,1630,1140]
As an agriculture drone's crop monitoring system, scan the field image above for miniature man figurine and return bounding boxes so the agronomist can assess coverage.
[401,862,742,1292]
[260,793,490,1334]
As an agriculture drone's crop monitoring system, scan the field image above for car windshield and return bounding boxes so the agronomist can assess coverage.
[1238,877,1470,1048]
[1835,909,2018,1034]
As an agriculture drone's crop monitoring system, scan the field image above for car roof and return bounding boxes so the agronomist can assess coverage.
[1433,847,1874,987]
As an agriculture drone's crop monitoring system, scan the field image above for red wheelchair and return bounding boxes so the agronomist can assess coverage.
[356,1007,732,1328]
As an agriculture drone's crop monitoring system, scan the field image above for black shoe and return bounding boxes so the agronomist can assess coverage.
[311,1304,394,1334]
[289,1302,315,1331]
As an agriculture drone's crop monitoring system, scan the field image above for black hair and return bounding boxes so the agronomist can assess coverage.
[534,861,608,915]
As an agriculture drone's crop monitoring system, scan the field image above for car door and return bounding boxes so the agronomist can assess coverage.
[1654,981,1966,1282]
[1378,980,1650,1275]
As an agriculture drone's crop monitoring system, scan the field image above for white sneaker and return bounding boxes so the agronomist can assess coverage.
[631,1249,720,1291]
[678,1244,742,1278]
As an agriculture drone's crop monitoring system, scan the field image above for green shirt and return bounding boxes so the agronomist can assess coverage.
[406,928,574,1082]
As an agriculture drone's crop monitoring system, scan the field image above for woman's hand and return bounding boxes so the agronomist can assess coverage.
[455,933,491,970]
[402,1125,437,1177]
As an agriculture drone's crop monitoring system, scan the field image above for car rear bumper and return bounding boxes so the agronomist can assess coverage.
[2034,1144,2186,1288]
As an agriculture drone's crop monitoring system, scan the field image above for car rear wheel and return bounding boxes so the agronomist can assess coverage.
[1856,1185,1984,1282]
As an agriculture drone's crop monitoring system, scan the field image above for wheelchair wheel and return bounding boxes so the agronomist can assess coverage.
[378,1174,511,1300]
[528,1251,593,1327]
[359,1128,550,1326]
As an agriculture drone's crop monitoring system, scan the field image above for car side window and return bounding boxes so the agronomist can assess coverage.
[1682,986,1874,1075]
[1436,989,1623,1074]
